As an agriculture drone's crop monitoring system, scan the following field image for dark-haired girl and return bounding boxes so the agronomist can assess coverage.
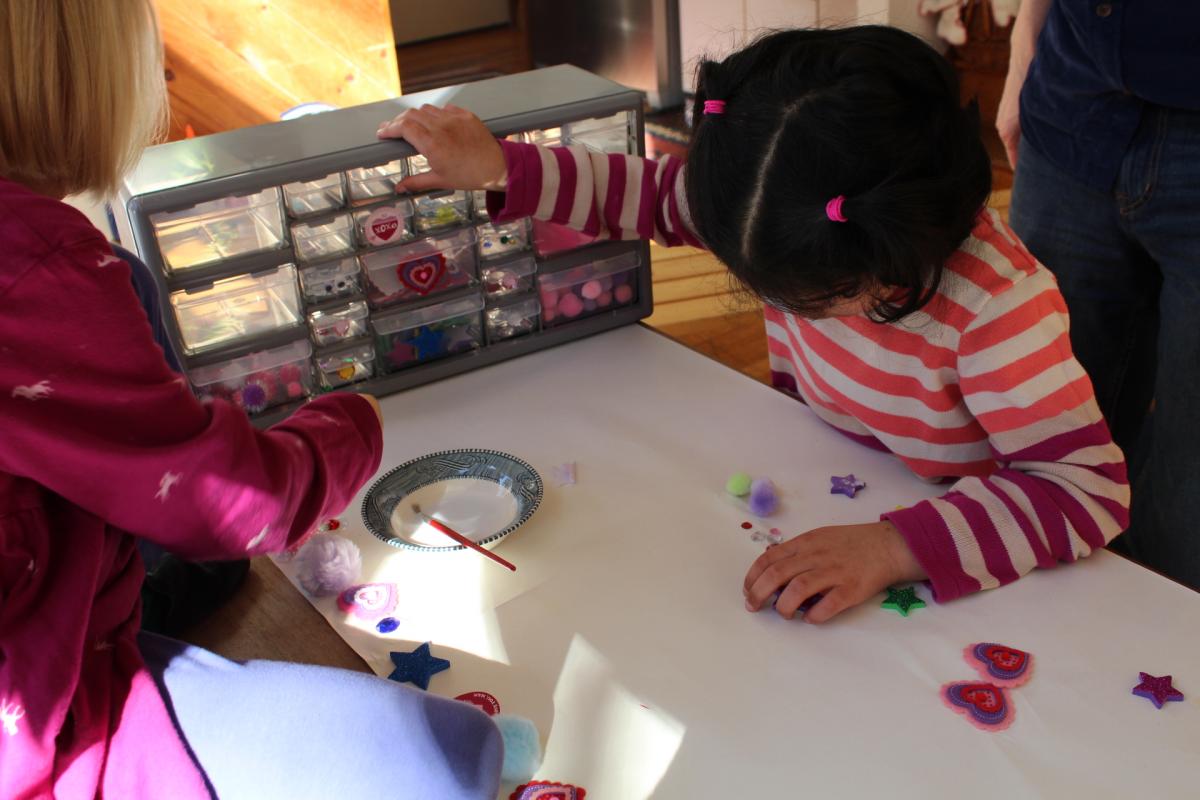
[379,25,1130,623]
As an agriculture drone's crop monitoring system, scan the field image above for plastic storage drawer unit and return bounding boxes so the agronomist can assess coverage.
[170,264,303,355]
[359,227,477,309]
[372,293,484,373]
[151,187,286,273]
[189,337,313,414]
[538,250,639,327]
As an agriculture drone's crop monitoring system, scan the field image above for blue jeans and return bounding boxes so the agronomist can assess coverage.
[139,633,503,800]
[1011,108,1200,591]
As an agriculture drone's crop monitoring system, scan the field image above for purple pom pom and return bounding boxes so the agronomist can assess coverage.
[748,478,779,517]
[295,534,362,597]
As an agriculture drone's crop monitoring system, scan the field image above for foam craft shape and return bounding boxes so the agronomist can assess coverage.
[337,583,398,622]
[942,681,1014,732]
[964,643,1033,687]
[399,253,446,295]
[1131,673,1185,709]
[509,782,586,800]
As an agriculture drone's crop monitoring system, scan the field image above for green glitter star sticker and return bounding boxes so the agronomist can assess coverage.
[881,585,926,617]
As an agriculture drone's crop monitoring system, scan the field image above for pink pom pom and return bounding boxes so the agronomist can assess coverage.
[539,289,559,311]
[279,364,302,383]
[295,534,362,597]
[286,381,304,398]
[614,285,634,304]
[595,290,613,307]
[558,293,584,318]
[580,280,603,300]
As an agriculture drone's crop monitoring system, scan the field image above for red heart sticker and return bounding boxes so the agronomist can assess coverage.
[399,253,446,295]
[964,642,1033,687]
[942,680,1013,731]
[366,207,402,245]
[961,684,1003,712]
[509,782,586,800]
[984,645,1026,672]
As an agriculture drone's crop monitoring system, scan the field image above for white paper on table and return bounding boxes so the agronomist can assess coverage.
[277,325,1200,799]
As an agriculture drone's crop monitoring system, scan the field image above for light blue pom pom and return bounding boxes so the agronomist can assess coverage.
[494,714,541,784]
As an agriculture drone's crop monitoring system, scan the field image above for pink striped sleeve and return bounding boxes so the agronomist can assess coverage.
[487,139,704,248]
[883,271,1129,602]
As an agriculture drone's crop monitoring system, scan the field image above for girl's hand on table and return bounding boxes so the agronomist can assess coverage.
[376,104,507,193]
[742,521,926,624]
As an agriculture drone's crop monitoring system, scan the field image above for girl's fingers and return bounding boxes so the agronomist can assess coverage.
[744,555,822,611]
[775,571,836,620]
[743,541,793,594]
[394,170,448,193]
[801,585,857,625]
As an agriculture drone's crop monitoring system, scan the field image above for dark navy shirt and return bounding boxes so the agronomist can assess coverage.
[1020,0,1200,191]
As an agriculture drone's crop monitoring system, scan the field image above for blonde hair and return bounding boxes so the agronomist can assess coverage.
[0,0,167,197]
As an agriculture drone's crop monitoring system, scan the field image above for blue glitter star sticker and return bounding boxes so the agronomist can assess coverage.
[881,585,926,617]
[1131,672,1184,709]
[387,642,450,689]
[830,474,866,498]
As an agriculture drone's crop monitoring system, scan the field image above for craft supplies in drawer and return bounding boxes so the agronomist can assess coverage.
[359,227,477,308]
[564,111,633,154]
[408,154,430,176]
[478,217,530,259]
[482,254,535,299]
[352,199,414,249]
[346,159,406,203]
[298,257,360,304]
[291,213,355,263]
[308,299,369,346]
[189,338,313,415]
[372,293,484,374]
[532,219,596,258]
[315,340,375,390]
[486,295,540,342]
[283,172,345,218]
[527,126,563,148]
[170,264,303,355]
[472,190,490,221]
[151,187,286,273]
[539,251,639,327]
[413,190,470,233]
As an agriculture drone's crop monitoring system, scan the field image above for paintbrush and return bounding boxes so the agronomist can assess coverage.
[411,503,517,572]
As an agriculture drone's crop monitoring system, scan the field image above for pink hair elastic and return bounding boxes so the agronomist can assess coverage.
[825,195,848,223]
[703,100,726,115]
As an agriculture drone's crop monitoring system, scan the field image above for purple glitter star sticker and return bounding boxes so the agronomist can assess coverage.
[830,474,866,498]
[1131,672,1184,709]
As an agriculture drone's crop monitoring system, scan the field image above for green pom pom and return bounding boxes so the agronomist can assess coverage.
[725,472,753,497]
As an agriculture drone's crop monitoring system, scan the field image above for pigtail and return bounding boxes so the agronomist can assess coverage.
[686,26,992,323]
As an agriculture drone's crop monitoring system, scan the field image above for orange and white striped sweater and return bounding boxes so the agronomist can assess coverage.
[488,140,1130,602]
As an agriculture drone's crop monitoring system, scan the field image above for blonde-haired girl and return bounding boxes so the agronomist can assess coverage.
[0,3,501,797]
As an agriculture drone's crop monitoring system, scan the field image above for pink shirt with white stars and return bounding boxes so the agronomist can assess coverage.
[0,177,383,799]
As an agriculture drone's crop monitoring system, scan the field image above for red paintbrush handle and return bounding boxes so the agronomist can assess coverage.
[426,517,516,572]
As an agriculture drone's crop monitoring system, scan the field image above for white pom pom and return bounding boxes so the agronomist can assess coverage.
[295,534,362,597]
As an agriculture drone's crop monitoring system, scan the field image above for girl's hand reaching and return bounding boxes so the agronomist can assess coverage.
[376,104,507,194]
[742,521,926,624]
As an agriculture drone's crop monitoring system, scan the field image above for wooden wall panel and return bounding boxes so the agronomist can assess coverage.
[155,0,401,140]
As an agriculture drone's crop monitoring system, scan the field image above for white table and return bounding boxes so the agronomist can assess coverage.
[277,325,1200,798]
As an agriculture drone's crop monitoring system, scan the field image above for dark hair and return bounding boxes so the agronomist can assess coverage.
[685,26,991,321]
